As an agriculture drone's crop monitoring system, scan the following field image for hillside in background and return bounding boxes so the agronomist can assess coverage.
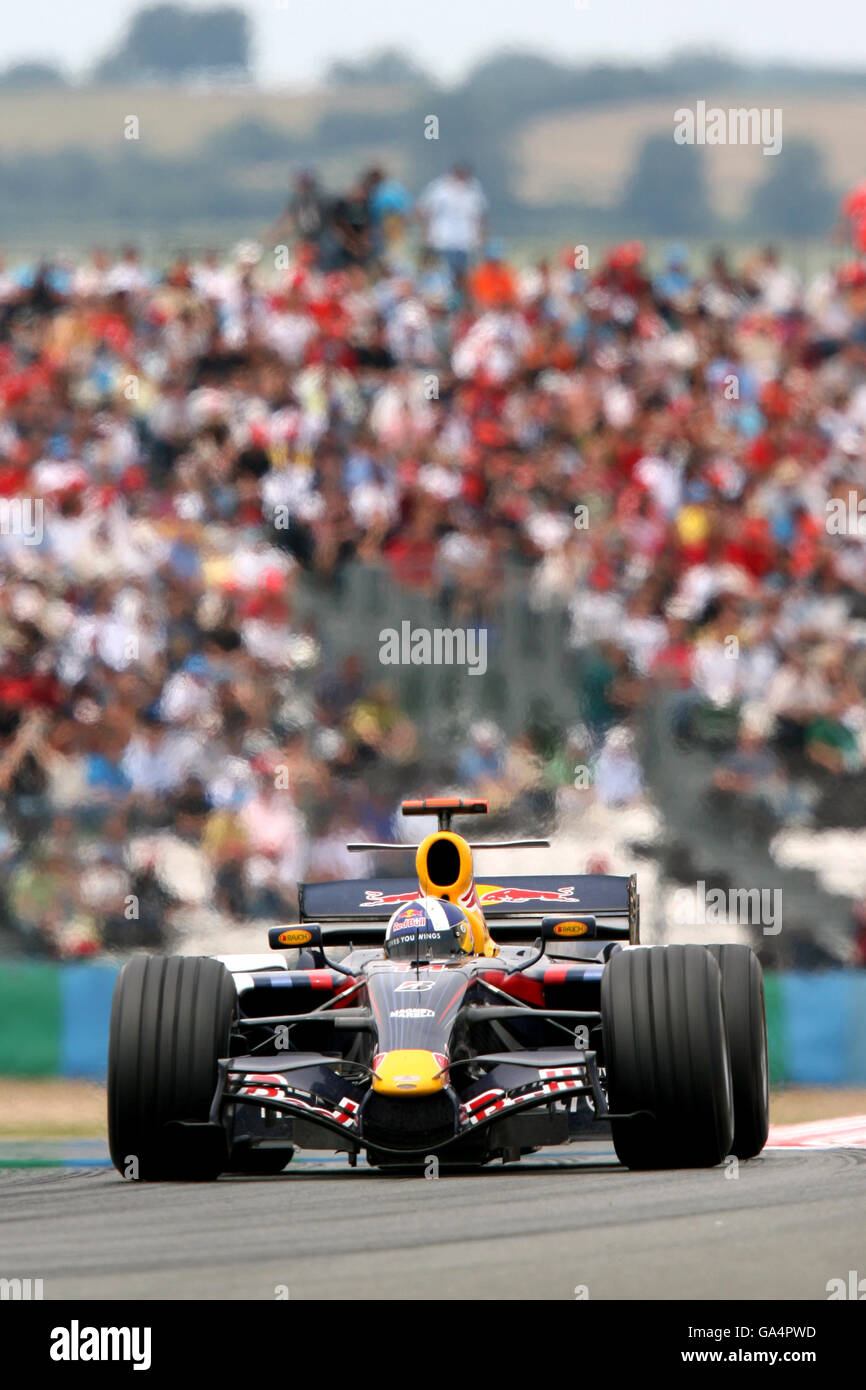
[0,46,861,253]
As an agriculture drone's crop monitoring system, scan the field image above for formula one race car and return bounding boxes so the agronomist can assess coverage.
[107,797,769,1179]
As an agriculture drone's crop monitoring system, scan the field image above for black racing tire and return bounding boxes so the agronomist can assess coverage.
[601,945,734,1169]
[108,954,236,1181]
[706,944,769,1159]
[226,1147,294,1175]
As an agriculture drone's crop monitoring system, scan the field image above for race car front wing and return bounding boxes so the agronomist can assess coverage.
[209,1045,613,1159]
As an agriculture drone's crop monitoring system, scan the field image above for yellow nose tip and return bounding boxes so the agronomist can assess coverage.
[372,1050,446,1095]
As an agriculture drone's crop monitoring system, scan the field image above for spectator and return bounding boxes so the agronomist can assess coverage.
[417,162,488,280]
[457,720,505,787]
[1,182,866,957]
[593,725,643,807]
[270,170,327,255]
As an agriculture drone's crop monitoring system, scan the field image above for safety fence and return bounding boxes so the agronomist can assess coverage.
[296,562,581,743]
[1,963,865,1085]
[298,568,857,966]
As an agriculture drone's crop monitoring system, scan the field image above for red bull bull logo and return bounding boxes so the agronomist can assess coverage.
[476,884,577,905]
[362,889,419,908]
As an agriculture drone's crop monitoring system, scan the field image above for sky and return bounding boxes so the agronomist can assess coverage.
[6,0,866,85]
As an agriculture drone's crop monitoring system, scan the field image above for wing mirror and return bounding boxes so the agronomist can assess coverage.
[267,923,354,977]
[506,915,598,975]
[268,924,322,951]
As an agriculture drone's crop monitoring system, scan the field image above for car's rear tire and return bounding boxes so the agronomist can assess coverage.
[108,954,236,1181]
[706,944,769,1159]
[601,945,734,1169]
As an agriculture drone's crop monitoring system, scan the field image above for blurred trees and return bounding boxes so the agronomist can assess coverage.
[620,133,713,236]
[0,62,67,89]
[95,4,251,81]
[325,49,433,87]
[747,138,837,236]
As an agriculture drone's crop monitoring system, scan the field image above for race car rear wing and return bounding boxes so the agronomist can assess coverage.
[298,873,639,942]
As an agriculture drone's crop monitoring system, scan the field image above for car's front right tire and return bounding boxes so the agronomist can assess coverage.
[108,954,236,1181]
[706,944,769,1159]
[226,1146,294,1175]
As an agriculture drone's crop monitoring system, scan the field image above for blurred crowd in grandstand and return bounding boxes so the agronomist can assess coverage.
[2,160,866,960]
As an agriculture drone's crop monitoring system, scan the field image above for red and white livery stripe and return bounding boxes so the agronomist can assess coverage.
[460,1077,585,1127]
[235,1076,361,1128]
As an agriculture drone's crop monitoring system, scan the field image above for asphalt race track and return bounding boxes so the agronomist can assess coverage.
[2,1144,865,1300]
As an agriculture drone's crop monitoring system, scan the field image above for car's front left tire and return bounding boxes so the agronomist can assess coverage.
[601,944,734,1169]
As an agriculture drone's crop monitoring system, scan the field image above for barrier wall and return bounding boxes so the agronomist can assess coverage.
[0,964,865,1084]
[0,963,117,1079]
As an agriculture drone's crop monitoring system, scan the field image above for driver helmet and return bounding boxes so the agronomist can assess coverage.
[384,896,473,962]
